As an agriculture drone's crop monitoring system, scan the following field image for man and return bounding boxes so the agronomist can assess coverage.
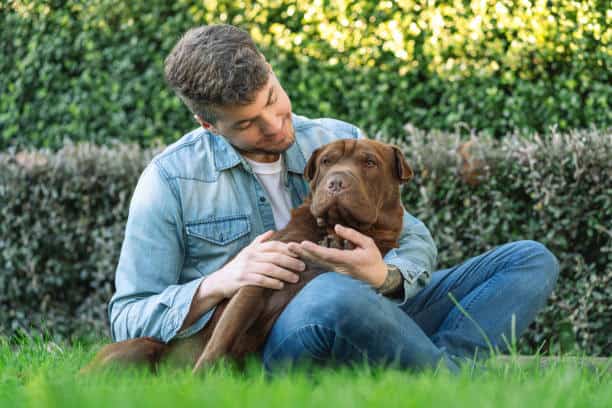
[109,24,559,373]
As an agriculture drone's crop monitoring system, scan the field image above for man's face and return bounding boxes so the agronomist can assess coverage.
[198,70,294,163]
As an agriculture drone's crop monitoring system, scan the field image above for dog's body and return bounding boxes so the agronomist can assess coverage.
[84,139,412,373]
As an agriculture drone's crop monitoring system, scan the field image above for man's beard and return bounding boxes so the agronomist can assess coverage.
[239,120,296,156]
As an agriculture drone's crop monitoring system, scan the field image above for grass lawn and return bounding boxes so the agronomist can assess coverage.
[0,338,609,408]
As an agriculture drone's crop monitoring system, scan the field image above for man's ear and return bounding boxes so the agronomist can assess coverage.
[194,114,218,133]
[304,147,323,182]
[392,146,413,183]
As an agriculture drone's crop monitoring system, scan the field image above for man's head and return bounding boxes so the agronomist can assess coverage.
[165,24,294,162]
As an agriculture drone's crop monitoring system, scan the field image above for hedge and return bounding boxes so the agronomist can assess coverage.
[1,0,610,149]
[1,127,610,355]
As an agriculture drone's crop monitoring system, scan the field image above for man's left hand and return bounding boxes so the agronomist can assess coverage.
[287,224,387,287]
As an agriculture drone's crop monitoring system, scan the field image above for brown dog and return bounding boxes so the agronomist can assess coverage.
[83,138,413,373]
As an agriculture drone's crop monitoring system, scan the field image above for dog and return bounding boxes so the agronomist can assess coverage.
[83,138,413,373]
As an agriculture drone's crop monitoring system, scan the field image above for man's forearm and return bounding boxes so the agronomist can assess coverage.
[180,272,226,331]
[376,264,404,298]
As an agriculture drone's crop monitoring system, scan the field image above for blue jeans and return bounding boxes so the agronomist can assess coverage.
[262,241,559,373]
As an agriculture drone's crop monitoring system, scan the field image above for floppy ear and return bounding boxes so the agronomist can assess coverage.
[392,146,413,183]
[303,147,323,182]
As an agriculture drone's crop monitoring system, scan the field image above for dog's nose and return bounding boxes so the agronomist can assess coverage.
[327,175,347,194]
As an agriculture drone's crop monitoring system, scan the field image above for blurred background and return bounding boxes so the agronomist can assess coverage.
[1,0,609,148]
[0,1,610,356]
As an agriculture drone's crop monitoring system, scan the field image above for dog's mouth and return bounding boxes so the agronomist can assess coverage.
[310,191,378,231]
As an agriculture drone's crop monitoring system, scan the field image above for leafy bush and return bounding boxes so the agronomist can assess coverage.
[1,0,610,149]
[395,125,611,355]
[0,142,156,339]
[1,127,610,355]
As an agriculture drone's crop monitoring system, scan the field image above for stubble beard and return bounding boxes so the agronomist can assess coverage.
[243,119,296,156]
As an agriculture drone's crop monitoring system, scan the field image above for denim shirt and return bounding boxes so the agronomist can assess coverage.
[109,114,437,343]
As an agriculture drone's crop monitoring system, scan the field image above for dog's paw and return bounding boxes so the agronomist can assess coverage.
[318,234,334,248]
[342,239,355,250]
[319,235,355,250]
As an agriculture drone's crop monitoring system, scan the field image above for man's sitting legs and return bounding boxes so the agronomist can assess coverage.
[262,272,459,373]
[403,240,559,360]
[262,241,558,372]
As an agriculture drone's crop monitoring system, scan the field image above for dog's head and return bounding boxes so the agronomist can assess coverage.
[304,139,412,240]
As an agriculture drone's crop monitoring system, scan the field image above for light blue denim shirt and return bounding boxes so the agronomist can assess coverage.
[109,114,437,343]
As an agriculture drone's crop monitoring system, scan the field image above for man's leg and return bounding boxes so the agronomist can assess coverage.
[262,272,459,373]
[403,240,559,360]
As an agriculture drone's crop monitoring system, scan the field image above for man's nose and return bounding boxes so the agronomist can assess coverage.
[261,112,283,136]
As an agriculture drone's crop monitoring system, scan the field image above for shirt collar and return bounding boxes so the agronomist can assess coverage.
[211,131,306,176]
[211,133,242,171]
[283,139,306,175]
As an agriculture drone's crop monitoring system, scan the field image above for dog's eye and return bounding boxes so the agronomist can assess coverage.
[366,159,377,167]
[321,157,331,166]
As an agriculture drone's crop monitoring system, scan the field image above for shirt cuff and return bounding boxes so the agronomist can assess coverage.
[159,276,215,343]
[383,251,431,305]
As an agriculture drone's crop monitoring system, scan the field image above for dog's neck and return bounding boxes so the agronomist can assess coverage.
[274,196,403,257]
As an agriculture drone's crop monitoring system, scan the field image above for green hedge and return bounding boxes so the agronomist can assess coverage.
[1,0,610,149]
[396,126,611,356]
[0,142,157,339]
[1,127,610,355]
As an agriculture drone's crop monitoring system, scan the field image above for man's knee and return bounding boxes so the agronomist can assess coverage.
[506,240,560,296]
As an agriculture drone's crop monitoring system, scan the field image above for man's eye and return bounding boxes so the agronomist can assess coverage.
[237,122,252,130]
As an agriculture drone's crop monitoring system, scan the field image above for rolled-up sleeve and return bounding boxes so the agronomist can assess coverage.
[349,125,437,304]
[383,208,437,305]
[108,162,210,343]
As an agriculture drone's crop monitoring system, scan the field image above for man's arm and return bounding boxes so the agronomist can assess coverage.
[374,264,404,298]
[109,163,305,342]
[288,208,436,305]
[382,207,437,304]
[178,230,304,332]
[354,125,436,300]
[109,163,219,342]
[179,279,223,332]
[352,126,435,300]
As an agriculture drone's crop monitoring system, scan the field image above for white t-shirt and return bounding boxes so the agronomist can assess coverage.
[244,156,293,230]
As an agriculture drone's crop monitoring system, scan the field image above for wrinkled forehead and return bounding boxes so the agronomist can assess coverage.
[320,139,386,160]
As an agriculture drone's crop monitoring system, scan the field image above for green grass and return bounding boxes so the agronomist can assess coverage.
[0,337,610,408]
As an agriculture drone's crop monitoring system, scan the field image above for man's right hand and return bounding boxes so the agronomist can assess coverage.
[181,231,305,331]
[208,230,305,299]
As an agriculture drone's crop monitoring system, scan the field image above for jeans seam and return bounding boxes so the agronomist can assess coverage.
[412,246,501,314]
[449,271,501,331]
[437,244,538,349]
[263,323,365,367]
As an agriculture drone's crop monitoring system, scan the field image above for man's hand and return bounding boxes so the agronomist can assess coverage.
[287,224,387,287]
[207,230,305,299]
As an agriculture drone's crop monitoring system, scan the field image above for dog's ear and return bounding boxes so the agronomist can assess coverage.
[391,146,413,183]
[304,146,323,182]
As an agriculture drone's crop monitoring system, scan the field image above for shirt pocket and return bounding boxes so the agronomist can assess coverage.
[184,214,252,266]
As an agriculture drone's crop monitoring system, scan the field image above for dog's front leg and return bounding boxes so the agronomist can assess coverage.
[192,286,266,373]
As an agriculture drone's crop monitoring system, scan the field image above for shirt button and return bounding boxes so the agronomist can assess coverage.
[259,197,266,203]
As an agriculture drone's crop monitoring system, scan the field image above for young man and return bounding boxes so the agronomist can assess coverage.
[108,24,559,373]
